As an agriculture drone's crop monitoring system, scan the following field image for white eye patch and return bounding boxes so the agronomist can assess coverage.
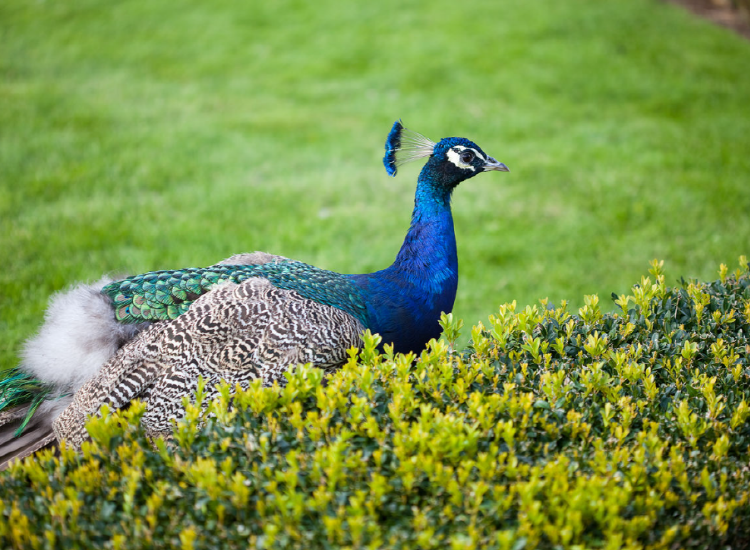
[445,145,485,171]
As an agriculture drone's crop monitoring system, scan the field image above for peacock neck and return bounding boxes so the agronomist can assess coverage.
[347,165,462,353]
[390,177,458,290]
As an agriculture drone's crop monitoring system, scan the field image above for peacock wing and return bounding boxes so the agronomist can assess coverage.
[100,257,369,328]
[55,277,365,448]
[100,253,292,324]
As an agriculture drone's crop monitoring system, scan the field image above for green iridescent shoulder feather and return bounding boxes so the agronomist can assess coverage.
[101,261,370,326]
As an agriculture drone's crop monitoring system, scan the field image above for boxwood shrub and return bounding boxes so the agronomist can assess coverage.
[2,259,750,549]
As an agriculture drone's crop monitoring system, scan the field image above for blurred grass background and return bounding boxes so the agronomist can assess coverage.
[1,0,749,364]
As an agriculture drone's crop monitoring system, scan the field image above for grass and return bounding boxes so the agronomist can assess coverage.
[1,0,749,365]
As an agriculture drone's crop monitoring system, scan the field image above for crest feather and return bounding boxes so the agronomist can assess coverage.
[383,120,436,177]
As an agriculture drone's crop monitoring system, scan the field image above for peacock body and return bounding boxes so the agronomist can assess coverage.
[0,121,509,465]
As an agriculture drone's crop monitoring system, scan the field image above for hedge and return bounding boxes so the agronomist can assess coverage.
[1,258,750,549]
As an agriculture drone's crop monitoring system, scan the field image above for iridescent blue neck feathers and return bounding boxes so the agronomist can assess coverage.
[348,121,509,353]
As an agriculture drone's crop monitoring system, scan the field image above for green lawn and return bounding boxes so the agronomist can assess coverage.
[1,0,749,365]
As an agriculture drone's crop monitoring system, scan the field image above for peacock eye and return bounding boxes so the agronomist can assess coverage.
[460,150,475,163]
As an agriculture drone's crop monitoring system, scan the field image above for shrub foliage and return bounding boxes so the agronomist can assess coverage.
[2,259,750,549]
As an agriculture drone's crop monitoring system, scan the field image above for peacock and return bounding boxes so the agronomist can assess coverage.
[0,120,509,468]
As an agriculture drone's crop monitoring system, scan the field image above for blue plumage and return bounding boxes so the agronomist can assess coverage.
[350,125,509,352]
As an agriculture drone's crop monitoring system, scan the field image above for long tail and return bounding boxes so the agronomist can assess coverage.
[0,402,60,470]
[0,255,263,466]
[0,368,54,433]
[0,368,75,469]
[0,276,148,468]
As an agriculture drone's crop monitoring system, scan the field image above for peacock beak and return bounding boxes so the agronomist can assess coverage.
[484,157,510,172]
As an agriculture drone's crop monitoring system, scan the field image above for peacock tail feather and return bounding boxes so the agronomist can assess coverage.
[0,368,55,436]
[101,260,370,327]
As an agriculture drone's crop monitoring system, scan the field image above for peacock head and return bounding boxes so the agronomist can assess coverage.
[383,120,509,189]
